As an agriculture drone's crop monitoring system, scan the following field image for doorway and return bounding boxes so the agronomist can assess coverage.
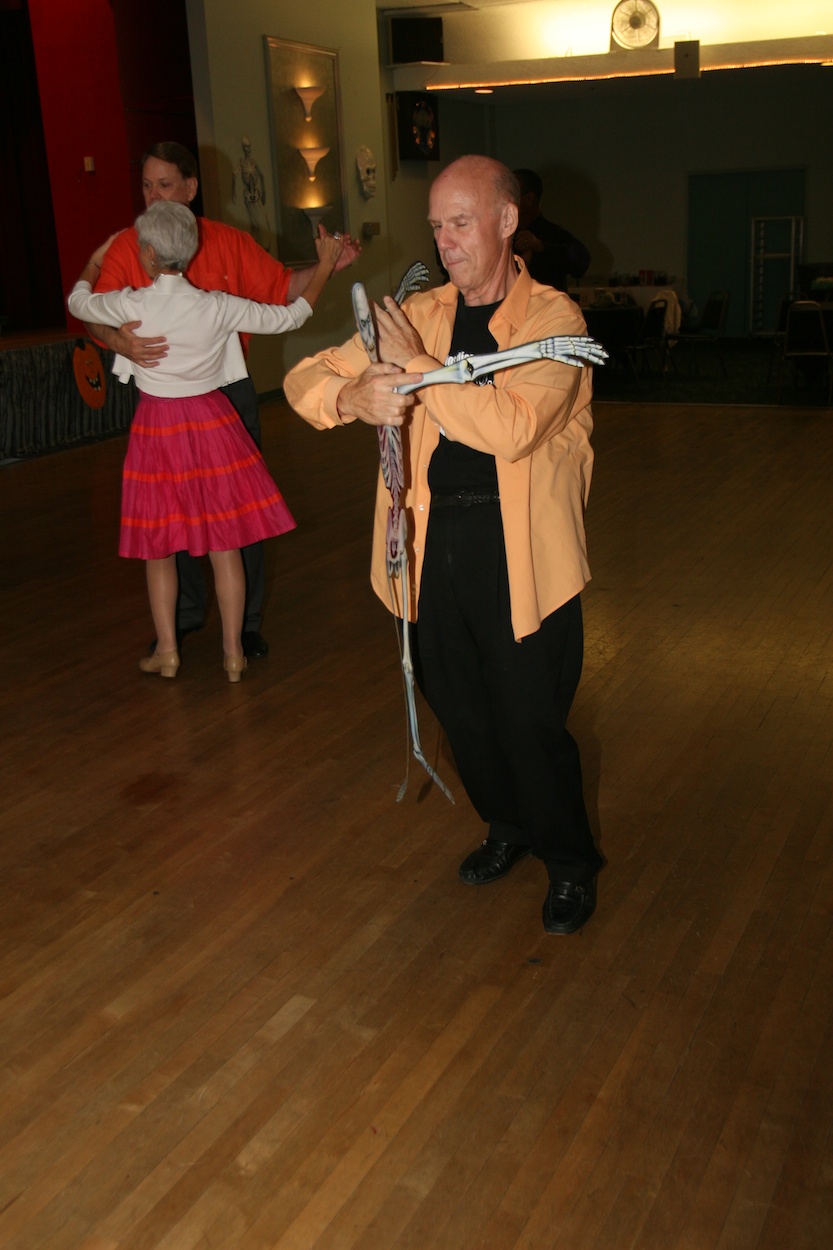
[688,169,806,336]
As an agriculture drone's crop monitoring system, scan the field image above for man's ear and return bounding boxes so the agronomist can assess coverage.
[501,201,519,239]
[185,177,198,204]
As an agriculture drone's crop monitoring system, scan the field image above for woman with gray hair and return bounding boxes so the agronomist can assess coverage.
[136,196,200,270]
[69,201,343,682]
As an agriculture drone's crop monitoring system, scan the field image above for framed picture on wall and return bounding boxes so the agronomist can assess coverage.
[264,37,347,265]
[395,92,440,162]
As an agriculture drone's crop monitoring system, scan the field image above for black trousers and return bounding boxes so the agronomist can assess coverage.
[416,502,602,884]
[174,376,265,633]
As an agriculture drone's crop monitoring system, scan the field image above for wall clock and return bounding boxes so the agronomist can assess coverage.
[611,0,660,50]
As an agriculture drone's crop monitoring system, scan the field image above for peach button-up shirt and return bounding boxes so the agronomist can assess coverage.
[284,262,594,641]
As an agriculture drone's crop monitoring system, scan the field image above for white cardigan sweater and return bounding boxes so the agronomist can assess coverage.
[69,273,311,397]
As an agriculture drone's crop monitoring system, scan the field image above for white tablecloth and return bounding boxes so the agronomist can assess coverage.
[570,285,683,334]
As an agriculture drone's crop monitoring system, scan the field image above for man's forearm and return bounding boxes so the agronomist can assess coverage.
[84,321,119,351]
[286,265,318,302]
[82,319,168,367]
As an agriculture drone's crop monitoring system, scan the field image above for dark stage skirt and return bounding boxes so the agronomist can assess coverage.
[118,389,296,560]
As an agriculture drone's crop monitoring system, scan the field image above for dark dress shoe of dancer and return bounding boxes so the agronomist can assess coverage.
[242,630,269,658]
[542,878,596,935]
[458,838,533,885]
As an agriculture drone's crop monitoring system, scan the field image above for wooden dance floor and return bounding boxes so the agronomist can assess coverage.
[1,395,832,1250]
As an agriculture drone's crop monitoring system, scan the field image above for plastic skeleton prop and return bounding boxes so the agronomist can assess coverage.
[352,266,453,802]
[351,267,607,803]
[394,334,608,393]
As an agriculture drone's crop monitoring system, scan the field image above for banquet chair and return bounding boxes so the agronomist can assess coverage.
[666,290,730,376]
[628,297,668,377]
[776,301,833,405]
[766,294,794,383]
[585,304,644,384]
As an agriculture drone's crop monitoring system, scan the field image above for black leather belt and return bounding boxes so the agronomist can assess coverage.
[431,489,500,508]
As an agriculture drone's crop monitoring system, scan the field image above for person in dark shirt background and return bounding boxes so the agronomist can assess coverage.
[513,167,590,292]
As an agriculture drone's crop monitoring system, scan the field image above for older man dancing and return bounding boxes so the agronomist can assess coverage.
[85,141,359,660]
[284,155,603,934]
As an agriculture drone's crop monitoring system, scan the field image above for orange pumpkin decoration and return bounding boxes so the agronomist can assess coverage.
[73,338,107,409]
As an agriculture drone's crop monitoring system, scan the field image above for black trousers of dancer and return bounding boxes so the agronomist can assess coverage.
[174,376,265,634]
[416,501,602,885]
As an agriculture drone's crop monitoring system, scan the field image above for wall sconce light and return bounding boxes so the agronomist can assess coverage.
[298,146,329,181]
[301,205,332,237]
[295,85,325,121]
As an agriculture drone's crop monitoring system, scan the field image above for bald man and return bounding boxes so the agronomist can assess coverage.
[285,156,603,934]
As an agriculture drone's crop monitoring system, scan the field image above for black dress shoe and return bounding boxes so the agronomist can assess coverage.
[542,878,596,935]
[242,631,269,659]
[458,838,533,885]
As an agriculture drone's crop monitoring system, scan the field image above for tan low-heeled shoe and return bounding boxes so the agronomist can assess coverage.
[139,649,180,679]
[223,654,247,683]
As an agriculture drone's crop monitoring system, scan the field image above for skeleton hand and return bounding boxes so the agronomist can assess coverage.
[394,334,608,394]
[393,262,431,306]
[536,335,609,368]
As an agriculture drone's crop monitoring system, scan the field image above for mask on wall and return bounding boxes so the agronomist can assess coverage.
[356,145,377,199]
[73,338,106,409]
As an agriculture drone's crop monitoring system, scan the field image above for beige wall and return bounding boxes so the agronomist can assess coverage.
[185,0,395,391]
[185,1,833,381]
[432,0,833,61]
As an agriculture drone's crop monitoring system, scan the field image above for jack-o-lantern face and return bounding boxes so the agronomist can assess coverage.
[73,338,107,409]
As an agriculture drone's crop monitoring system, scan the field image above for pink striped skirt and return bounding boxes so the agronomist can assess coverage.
[119,390,296,560]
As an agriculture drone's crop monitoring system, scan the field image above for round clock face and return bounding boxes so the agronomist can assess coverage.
[611,0,660,50]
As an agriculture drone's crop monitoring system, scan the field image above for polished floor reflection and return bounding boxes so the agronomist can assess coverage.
[1,396,831,1250]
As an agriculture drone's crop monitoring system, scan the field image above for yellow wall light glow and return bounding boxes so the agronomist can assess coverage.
[536,7,609,59]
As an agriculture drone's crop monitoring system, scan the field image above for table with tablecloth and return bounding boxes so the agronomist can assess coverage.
[569,285,683,334]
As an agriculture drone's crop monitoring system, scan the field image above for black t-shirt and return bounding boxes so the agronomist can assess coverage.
[427,294,501,495]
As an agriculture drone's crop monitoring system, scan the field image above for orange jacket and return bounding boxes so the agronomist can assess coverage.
[284,263,594,641]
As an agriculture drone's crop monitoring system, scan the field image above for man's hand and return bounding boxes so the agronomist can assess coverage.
[332,232,361,272]
[87,320,169,367]
[336,361,422,427]
[287,230,360,301]
[374,296,437,370]
[314,232,345,272]
[115,322,169,366]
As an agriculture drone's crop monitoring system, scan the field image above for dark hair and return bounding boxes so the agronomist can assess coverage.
[141,142,198,181]
[513,168,543,202]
